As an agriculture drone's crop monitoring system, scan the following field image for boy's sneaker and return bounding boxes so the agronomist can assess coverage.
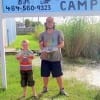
[59,88,69,96]
[32,96,38,100]
[41,87,48,93]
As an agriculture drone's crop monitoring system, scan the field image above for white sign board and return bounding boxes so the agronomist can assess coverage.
[1,0,100,16]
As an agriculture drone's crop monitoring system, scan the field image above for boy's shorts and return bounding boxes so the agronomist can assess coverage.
[41,60,63,77]
[20,70,35,87]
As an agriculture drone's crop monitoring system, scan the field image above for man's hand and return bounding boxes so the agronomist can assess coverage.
[40,52,48,59]
[43,41,48,47]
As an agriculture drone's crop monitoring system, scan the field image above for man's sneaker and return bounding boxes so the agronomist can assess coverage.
[41,87,48,93]
[59,88,69,96]
[17,96,25,100]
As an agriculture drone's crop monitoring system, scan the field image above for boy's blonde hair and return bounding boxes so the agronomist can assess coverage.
[22,40,29,44]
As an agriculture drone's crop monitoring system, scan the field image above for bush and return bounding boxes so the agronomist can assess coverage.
[58,17,100,60]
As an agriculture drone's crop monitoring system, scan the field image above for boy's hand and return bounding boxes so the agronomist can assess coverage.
[28,55,34,59]
[16,54,24,60]
[27,56,33,64]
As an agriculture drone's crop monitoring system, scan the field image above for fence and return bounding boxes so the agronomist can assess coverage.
[16,27,34,34]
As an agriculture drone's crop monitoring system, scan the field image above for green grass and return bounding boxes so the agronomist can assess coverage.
[8,34,39,50]
[0,55,100,100]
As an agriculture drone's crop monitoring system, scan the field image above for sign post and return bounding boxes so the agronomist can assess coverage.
[0,17,7,89]
[0,0,7,89]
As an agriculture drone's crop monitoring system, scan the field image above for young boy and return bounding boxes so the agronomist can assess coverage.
[16,40,38,99]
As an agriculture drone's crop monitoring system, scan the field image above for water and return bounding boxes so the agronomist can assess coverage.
[32,56,100,87]
[63,65,100,87]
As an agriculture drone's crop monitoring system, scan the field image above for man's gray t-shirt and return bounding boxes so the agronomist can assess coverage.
[39,30,64,61]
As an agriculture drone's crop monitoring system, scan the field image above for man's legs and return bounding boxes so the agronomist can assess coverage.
[51,61,68,96]
[41,60,50,93]
[43,77,49,88]
[56,76,68,96]
[42,77,49,93]
[56,76,64,89]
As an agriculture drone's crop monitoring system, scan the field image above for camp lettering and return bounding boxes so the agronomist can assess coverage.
[60,0,98,10]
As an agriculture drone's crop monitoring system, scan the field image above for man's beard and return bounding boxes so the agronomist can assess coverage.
[46,27,54,30]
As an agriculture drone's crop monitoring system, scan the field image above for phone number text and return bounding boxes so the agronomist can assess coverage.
[5,5,51,12]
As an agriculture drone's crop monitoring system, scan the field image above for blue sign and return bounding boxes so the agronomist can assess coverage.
[2,0,100,13]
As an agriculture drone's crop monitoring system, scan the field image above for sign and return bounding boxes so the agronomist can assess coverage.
[2,0,100,13]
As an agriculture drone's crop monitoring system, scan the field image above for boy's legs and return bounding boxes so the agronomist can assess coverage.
[31,86,37,96]
[23,86,27,97]
[27,70,37,96]
[20,71,27,97]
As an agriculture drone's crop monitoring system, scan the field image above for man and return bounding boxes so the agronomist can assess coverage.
[39,17,68,96]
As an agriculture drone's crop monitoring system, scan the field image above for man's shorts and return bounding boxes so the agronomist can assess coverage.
[41,60,63,77]
[20,70,35,87]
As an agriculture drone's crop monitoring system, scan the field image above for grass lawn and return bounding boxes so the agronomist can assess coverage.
[8,34,39,50]
[0,55,100,100]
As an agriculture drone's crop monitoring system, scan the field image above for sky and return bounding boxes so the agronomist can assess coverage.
[15,17,65,24]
